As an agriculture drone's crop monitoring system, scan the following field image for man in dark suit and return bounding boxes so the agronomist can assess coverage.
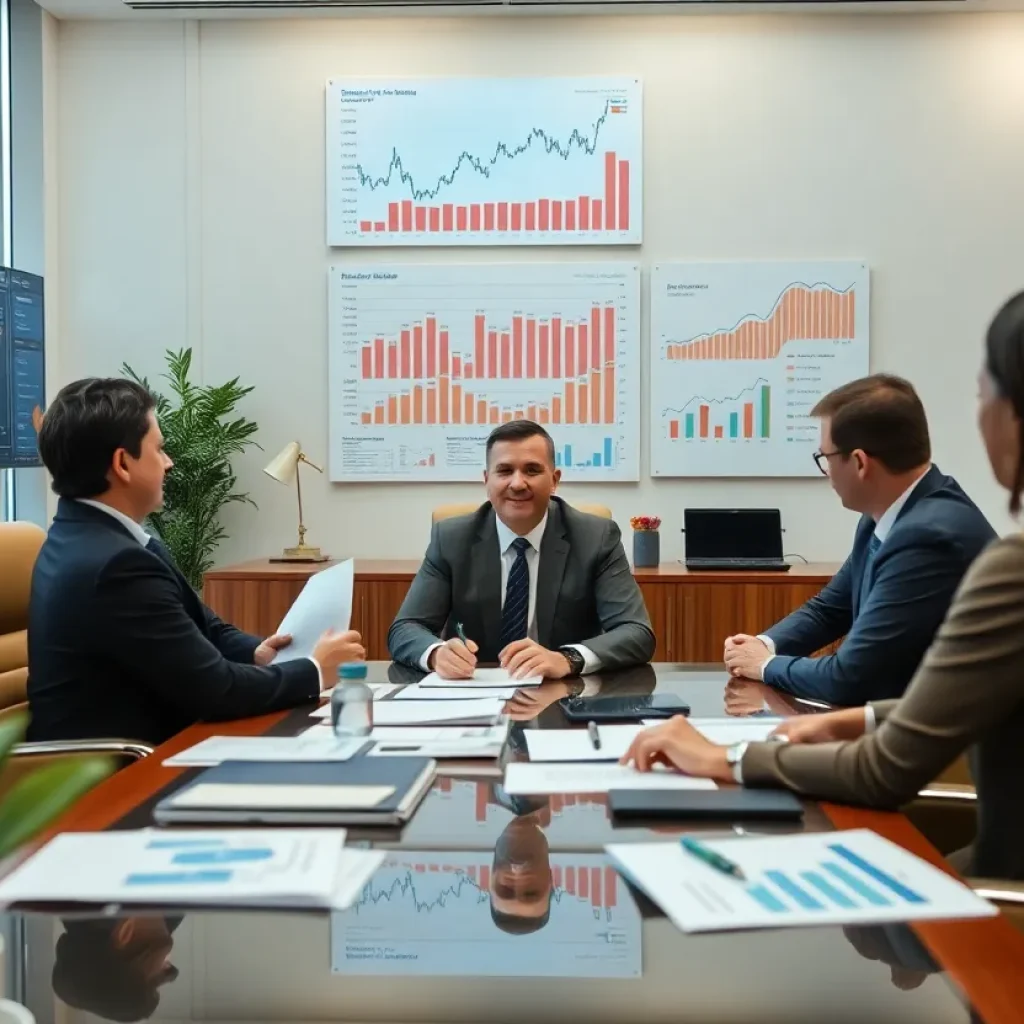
[724,374,995,705]
[388,421,655,680]
[28,377,364,746]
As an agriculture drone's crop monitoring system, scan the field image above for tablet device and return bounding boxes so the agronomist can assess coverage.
[559,693,691,722]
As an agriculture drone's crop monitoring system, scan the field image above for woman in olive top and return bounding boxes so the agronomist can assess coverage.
[623,290,1024,881]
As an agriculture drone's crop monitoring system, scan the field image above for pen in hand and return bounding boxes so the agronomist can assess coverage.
[588,721,601,750]
[455,622,469,646]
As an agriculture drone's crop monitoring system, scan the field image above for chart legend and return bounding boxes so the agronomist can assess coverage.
[330,263,640,481]
[326,78,642,247]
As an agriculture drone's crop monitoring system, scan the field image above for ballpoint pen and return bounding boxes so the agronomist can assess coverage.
[588,721,601,750]
[680,835,746,881]
[455,622,469,646]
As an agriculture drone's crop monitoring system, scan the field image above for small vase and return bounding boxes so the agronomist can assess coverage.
[632,529,660,568]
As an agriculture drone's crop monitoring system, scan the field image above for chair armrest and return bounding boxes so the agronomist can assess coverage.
[11,740,154,762]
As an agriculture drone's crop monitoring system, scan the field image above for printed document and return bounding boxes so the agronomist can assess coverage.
[504,762,718,795]
[272,560,354,663]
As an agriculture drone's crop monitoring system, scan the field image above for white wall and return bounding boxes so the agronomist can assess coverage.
[56,13,1024,565]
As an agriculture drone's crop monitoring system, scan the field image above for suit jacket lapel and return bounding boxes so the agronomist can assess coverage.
[536,500,569,649]
[471,512,503,659]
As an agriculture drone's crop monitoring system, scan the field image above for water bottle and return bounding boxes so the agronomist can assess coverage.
[330,662,373,738]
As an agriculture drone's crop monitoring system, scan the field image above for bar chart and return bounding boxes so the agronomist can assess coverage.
[650,261,870,478]
[330,263,640,481]
[327,78,642,246]
[332,850,641,977]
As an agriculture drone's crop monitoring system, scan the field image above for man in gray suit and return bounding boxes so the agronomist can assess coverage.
[388,421,655,680]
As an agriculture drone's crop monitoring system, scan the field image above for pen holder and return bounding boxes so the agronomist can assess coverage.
[632,529,660,568]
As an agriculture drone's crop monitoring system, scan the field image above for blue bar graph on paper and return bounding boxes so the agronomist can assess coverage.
[146,839,226,849]
[125,870,233,886]
[554,438,615,470]
[765,870,824,910]
[801,870,857,909]
[172,847,274,865]
[829,844,927,904]
[822,862,890,906]
[729,412,739,438]
[604,437,612,465]
[748,884,788,913]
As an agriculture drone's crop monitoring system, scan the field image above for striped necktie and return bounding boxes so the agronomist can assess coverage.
[499,537,531,649]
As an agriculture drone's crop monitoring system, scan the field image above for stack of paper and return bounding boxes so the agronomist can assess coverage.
[366,723,510,759]
[393,683,517,701]
[163,734,370,768]
[605,829,998,933]
[0,830,384,912]
[418,667,542,688]
[371,698,506,727]
[503,761,718,795]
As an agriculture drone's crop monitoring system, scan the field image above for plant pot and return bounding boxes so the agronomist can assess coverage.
[0,1001,34,1024]
[632,530,660,568]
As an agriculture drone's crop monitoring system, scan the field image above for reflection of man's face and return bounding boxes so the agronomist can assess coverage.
[114,916,177,984]
[490,817,553,932]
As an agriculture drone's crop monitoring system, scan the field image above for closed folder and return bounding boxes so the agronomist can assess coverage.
[608,788,804,821]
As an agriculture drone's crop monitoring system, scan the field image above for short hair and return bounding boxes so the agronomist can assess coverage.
[485,420,555,467]
[811,374,930,474]
[984,290,1024,513]
[38,378,155,499]
[490,901,552,935]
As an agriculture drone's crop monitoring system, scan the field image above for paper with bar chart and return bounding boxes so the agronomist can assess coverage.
[606,829,996,934]
[331,850,641,977]
[649,262,870,477]
[326,77,642,246]
[329,263,640,481]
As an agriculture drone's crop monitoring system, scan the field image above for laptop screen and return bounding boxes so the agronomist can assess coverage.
[684,509,783,560]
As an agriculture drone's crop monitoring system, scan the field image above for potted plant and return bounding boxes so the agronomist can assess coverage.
[0,712,113,1024]
[630,515,662,568]
[122,349,261,591]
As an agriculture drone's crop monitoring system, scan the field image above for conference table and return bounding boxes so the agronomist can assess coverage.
[9,664,1024,1023]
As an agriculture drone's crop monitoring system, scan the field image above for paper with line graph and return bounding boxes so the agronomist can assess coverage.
[326,77,642,246]
[649,262,870,477]
[331,849,641,976]
[329,263,640,481]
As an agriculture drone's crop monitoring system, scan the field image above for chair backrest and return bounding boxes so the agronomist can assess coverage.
[0,522,47,710]
[431,502,613,523]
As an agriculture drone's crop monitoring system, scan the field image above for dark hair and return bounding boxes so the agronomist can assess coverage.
[38,378,155,499]
[485,420,555,467]
[490,900,552,935]
[811,374,930,474]
[984,290,1024,514]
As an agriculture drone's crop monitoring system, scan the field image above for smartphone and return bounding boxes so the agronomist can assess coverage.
[558,693,691,722]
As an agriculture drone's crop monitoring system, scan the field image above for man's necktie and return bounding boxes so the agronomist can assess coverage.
[499,537,531,650]
[860,532,882,607]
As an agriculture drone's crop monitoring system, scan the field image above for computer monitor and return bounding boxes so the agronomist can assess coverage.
[684,508,784,561]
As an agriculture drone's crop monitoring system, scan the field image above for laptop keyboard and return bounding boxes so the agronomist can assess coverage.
[686,558,788,568]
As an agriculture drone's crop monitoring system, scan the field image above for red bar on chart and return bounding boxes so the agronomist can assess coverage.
[578,324,589,379]
[539,407,549,424]
[475,315,486,377]
[457,206,468,231]
[374,221,386,232]
[553,867,563,889]
[565,325,575,379]
[513,317,524,378]
[373,404,383,424]
[470,205,482,232]
[400,395,410,425]
[401,201,414,231]
[591,369,601,423]
[452,384,461,424]
[579,866,590,899]
[440,377,449,423]
[700,404,709,438]
[744,402,754,438]
[361,345,371,379]
[527,404,537,420]
[538,199,550,231]
[552,318,561,378]
[415,206,427,232]
[511,203,522,231]
[552,396,562,423]
[565,380,576,425]
[670,419,679,439]
[480,866,490,891]
[592,200,603,231]
[604,306,615,364]
[388,203,400,232]
[525,203,536,231]
[373,338,384,380]
[413,326,424,379]
[467,394,476,424]
[387,396,397,425]
[714,425,723,439]
[484,204,495,232]
[426,318,437,380]
[440,329,450,376]
[591,867,602,908]
[413,386,424,424]
[566,867,576,895]
[488,331,498,382]
[578,381,589,424]
[605,151,617,231]
[442,204,454,232]
[605,366,616,425]
[497,202,509,232]
[552,201,563,231]
[387,343,397,379]
[539,324,550,378]
[591,306,601,371]
[579,197,590,231]
[428,207,440,232]
[527,319,537,378]
[452,355,461,379]
[427,387,437,425]
[500,332,511,379]
[565,200,576,231]
[359,220,372,233]
[618,159,630,231]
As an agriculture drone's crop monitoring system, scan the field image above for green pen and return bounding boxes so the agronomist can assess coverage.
[680,836,747,882]
[455,622,469,646]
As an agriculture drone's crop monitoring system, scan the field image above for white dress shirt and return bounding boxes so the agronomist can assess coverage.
[421,510,601,674]
[755,467,932,679]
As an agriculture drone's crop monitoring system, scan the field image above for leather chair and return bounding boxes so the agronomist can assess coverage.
[0,521,46,710]
[432,502,612,523]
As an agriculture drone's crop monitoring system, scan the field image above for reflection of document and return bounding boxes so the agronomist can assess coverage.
[373,698,506,727]
[419,668,542,688]
[504,762,717,795]
[686,718,785,745]
[331,850,641,978]
[163,734,369,767]
[272,560,354,663]
[0,829,384,911]
[605,829,998,934]
[394,684,518,701]
[367,722,509,758]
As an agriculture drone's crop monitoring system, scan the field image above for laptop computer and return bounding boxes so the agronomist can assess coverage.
[683,508,790,571]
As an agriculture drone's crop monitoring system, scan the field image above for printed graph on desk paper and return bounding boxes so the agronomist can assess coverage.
[325,77,642,246]
[331,850,641,977]
[328,263,640,481]
[649,262,870,478]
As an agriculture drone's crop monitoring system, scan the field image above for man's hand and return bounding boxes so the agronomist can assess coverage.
[430,637,479,680]
[254,633,292,666]
[311,629,366,678]
[770,708,867,745]
[620,716,734,783]
[499,639,571,681]
[723,634,772,680]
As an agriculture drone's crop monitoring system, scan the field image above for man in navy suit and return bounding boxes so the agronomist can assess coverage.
[27,377,365,746]
[724,374,996,705]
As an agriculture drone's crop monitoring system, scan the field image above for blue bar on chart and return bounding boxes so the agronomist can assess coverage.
[554,437,614,469]
[828,843,927,904]
[747,884,788,913]
[801,870,857,909]
[764,870,824,911]
[684,413,694,439]
[729,412,739,439]
[822,862,890,906]
[173,847,275,865]
[126,870,234,886]
[147,839,227,850]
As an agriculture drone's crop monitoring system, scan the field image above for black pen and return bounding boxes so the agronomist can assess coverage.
[588,721,601,750]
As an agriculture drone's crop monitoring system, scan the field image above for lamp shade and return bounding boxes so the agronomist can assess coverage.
[263,441,301,485]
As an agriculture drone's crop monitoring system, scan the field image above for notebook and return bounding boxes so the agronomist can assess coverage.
[153,758,435,827]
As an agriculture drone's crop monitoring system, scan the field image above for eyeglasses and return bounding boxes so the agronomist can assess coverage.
[813,449,844,476]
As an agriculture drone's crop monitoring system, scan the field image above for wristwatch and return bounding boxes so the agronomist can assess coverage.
[725,741,750,784]
[559,647,586,677]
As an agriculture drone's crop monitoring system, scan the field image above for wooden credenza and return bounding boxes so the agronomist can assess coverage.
[203,558,839,663]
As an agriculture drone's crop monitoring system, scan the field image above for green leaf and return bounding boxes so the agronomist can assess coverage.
[0,712,28,773]
[0,756,114,860]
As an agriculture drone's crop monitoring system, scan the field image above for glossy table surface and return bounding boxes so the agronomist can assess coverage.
[12,664,1024,1023]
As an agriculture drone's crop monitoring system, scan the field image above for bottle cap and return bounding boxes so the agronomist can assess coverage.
[338,662,368,680]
